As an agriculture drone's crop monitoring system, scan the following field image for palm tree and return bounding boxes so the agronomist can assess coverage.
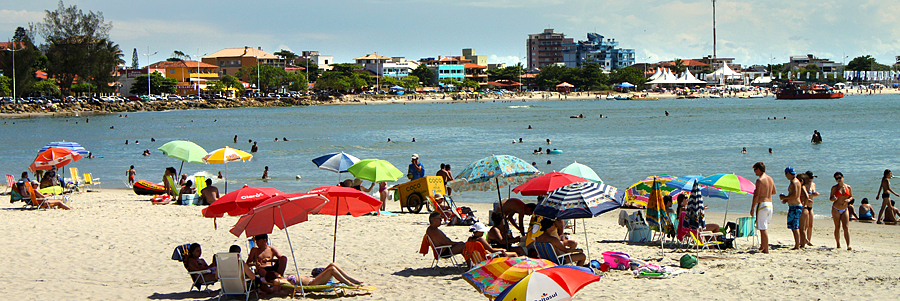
[671,59,687,74]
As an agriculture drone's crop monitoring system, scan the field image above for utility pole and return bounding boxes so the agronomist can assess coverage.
[712,0,717,60]
[144,47,157,96]
[6,42,25,102]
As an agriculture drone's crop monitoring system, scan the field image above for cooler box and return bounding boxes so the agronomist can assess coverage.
[602,251,631,270]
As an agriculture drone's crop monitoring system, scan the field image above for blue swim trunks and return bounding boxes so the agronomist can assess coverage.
[787,205,803,229]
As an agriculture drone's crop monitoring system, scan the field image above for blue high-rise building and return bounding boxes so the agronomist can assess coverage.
[562,33,635,70]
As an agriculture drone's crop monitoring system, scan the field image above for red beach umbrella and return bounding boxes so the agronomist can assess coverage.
[512,172,588,196]
[29,147,82,172]
[305,186,382,262]
[202,185,284,218]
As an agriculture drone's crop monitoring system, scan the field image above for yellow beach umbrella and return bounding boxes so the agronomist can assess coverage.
[203,146,253,192]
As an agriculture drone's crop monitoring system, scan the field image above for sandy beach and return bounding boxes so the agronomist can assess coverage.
[2,188,898,300]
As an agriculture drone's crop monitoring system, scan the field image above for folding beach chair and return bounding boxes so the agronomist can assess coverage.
[4,174,14,194]
[533,242,576,266]
[23,182,49,209]
[422,235,462,269]
[215,252,257,301]
[729,216,758,249]
[689,231,724,256]
[82,173,102,191]
[462,241,502,268]
[429,195,458,225]
[68,168,84,192]
[171,243,217,292]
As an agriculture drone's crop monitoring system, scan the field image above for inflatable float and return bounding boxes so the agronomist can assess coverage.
[548,149,563,154]
[133,180,166,195]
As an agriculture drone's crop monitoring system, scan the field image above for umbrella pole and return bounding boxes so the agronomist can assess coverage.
[723,198,731,225]
[332,197,340,263]
[497,178,510,247]
[278,208,305,297]
[178,161,184,179]
[582,218,590,261]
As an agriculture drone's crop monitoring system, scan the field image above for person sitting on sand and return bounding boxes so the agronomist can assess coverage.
[493,198,535,237]
[468,223,519,257]
[425,212,465,255]
[534,218,586,266]
[487,211,526,255]
[884,200,900,224]
[247,234,288,282]
[39,167,60,189]
[177,180,195,204]
[858,198,875,221]
[200,179,219,205]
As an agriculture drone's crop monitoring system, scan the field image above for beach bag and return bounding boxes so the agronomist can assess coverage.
[680,254,697,269]
[602,251,631,270]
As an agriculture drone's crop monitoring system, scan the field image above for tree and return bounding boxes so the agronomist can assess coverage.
[410,64,436,86]
[534,65,567,89]
[273,49,297,60]
[86,39,124,96]
[401,75,422,90]
[30,79,61,96]
[608,66,646,87]
[220,74,244,92]
[670,59,687,74]
[846,55,891,71]
[460,78,480,90]
[297,60,319,82]
[130,72,177,95]
[1,27,42,98]
[379,77,402,88]
[236,64,308,92]
[38,1,118,95]
[205,81,226,93]
[486,65,524,81]
[69,83,95,95]
[0,76,10,96]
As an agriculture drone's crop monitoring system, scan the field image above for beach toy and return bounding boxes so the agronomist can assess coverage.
[602,251,631,270]
[133,180,166,195]
[548,149,563,154]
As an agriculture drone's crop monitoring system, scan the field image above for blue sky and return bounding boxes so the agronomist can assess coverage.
[2,0,898,67]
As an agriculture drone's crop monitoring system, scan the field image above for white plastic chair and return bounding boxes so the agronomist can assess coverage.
[215,252,257,301]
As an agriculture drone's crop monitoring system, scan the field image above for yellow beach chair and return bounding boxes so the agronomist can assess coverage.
[83,173,102,191]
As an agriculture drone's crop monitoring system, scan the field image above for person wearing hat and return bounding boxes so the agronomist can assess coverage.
[351,178,373,192]
[467,223,518,257]
[408,154,425,180]
[432,193,451,211]
[802,171,819,246]
[780,166,806,250]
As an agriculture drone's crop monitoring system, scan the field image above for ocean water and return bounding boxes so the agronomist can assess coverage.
[2,94,898,217]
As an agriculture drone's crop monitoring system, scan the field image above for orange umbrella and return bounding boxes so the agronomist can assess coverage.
[29,147,82,172]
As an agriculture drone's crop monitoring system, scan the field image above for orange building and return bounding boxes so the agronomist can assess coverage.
[147,60,219,95]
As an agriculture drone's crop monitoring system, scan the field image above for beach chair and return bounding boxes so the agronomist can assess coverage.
[462,241,502,268]
[4,174,14,194]
[423,235,462,269]
[68,168,84,192]
[689,231,724,255]
[730,216,758,249]
[215,252,257,301]
[195,176,206,195]
[83,173,101,191]
[171,243,217,292]
[429,195,457,225]
[23,182,49,209]
[166,175,178,196]
[533,242,575,266]
[622,211,652,243]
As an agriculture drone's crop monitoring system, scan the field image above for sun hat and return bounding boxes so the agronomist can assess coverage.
[784,166,796,175]
[352,178,363,186]
[470,222,490,233]
[433,193,444,200]
[805,170,816,178]
[411,154,419,160]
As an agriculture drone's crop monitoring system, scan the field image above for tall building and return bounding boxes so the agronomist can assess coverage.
[526,29,573,70]
[462,48,487,66]
[562,33,635,70]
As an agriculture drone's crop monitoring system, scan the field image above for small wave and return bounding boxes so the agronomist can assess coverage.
[508,105,532,109]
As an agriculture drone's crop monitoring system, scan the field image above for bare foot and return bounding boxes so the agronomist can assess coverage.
[847,247,852,251]
[791,247,800,250]
[806,243,814,246]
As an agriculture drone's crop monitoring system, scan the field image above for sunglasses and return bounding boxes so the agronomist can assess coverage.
[834,177,843,180]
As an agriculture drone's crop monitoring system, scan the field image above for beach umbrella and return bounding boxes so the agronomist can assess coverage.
[663,175,729,200]
[347,159,404,183]
[230,193,329,298]
[513,172,588,196]
[685,180,706,230]
[306,186,382,262]
[203,146,253,193]
[625,179,680,207]
[615,82,636,88]
[535,181,624,260]
[462,256,556,298]
[29,147,82,172]
[39,141,89,155]
[157,140,207,177]
[202,185,283,218]
[646,178,673,253]
[559,161,602,183]
[495,265,600,301]
[699,173,756,223]
[447,154,541,194]
[311,152,360,182]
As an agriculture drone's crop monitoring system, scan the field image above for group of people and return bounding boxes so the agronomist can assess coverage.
[182,234,365,296]
[11,170,71,210]
[159,167,220,205]
[750,162,893,253]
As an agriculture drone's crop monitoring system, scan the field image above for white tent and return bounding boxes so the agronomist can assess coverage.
[648,68,663,81]
[677,69,706,84]
[751,76,772,84]
[709,63,741,81]
[648,67,681,84]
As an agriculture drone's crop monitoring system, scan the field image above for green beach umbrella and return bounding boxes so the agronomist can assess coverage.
[560,161,603,183]
[157,140,208,176]
[347,159,404,183]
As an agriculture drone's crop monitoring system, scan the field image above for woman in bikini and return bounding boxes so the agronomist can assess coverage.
[829,172,852,250]
[797,174,812,249]
[803,171,820,246]
[875,169,899,224]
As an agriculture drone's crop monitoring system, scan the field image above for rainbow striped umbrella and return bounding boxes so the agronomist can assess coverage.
[496,266,600,301]
[463,256,556,298]
[698,173,756,195]
[203,146,253,193]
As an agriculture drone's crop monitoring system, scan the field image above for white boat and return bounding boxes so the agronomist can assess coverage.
[748,94,765,98]
[709,95,721,98]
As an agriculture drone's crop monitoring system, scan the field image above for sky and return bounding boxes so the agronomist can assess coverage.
[2,0,899,68]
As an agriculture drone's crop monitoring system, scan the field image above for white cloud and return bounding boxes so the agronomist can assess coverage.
[0,9,44,25]
[490,55,522,66]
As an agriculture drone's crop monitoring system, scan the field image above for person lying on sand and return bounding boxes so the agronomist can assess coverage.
[271,263,364,288]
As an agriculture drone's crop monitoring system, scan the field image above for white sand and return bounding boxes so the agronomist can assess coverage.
[1,188,897,300]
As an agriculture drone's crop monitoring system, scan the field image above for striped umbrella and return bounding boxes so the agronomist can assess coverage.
[496,265,600,301]
[646,177,673,253]
[39,141,89,155]
[698,173,756,195]
[463,256,556,298]
[685,180,706,230]
[534,182,624,261]
[663,175,729,200]
[446,154,541,193]
[203,146,253,193]
[311,152,360,173]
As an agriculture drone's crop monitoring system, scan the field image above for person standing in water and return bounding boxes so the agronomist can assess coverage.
[875,169,899,224]
[127,165,136,187]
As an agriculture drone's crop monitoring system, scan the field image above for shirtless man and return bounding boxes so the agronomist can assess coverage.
[200,179,219,205]
[884,200,900,223]
[779,167,806,250]
[425,212,465,255]
[247,234,288,282]
[493,198,536,237]
[751,162,776,254]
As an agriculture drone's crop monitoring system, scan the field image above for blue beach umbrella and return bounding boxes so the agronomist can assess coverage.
[311,152,360,184]
[664,175,729,200]
[39,141,89,155]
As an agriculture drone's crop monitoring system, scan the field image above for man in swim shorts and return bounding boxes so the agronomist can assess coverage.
[779,167,805,250]
[751,162,776,254]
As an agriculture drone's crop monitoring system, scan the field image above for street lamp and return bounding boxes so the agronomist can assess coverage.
[5,41,25,102]
[189,50,208,97]
[143,47,157,96]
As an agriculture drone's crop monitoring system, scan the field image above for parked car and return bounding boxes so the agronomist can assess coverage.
[126,95,142,102]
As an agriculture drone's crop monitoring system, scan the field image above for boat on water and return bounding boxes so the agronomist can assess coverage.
[775,81,844,100]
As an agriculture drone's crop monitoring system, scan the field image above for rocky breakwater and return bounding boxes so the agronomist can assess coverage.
[1,96,320,116]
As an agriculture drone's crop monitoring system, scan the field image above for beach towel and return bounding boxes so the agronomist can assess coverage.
[172,243,193,262]
[418,235,430,256]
